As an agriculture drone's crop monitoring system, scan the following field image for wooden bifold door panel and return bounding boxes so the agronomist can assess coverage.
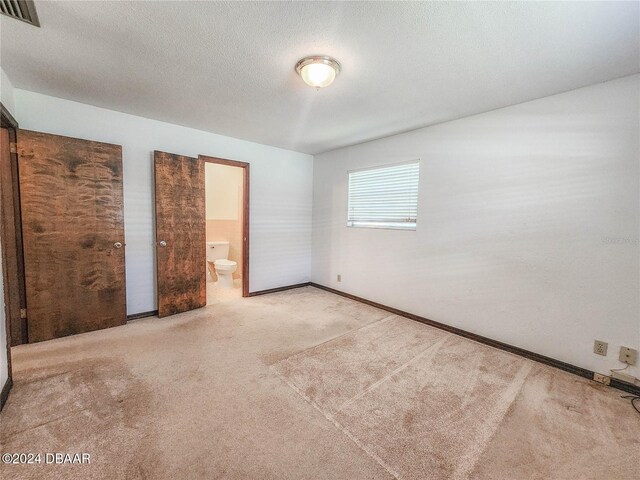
[0,127,26,346]
[18,130,127,342]
[154,151,206,317]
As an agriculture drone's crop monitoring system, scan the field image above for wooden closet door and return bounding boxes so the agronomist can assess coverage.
[154,151,206,317]
[18,130,126,342]
[1,127,25,345]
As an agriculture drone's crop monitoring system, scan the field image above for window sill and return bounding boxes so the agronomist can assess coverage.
[346,223,416,231]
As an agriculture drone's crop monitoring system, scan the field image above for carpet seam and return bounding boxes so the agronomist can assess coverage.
[271,367,402,479]
[3,408,90,439]
[272,314,396,365]
[451,361,534,480]
[273,326,535,480]
[337,333,452,412]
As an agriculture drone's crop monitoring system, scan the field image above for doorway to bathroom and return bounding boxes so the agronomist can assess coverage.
[200,155,249,304]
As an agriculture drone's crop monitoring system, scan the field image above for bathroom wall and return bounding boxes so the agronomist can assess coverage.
[206,162,244,279]
[312,74,639,378]
[14,89,313,315]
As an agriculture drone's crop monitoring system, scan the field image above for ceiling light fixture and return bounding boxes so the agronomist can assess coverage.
[295,56,341,89]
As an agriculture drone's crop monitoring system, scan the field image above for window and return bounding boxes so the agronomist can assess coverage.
[347,160,420,230]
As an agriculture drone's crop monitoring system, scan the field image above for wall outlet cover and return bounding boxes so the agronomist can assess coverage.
[337,274,341,282]
[619,346,638,365]
[593,340,608,356]
[593,373,611,385]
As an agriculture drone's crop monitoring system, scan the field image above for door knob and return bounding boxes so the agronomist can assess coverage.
[159,240,167,247]
[114,242,123,249]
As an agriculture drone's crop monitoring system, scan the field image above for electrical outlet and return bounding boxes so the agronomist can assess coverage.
[593,340,608,356]
[593,373,611,385]
[337,274,341,282]
[619,346,637,365]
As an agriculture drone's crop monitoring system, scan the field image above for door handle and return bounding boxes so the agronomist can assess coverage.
[114,242,123,249]
[159,240,167,247]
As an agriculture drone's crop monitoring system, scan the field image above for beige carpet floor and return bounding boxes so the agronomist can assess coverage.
[1,286,638,479]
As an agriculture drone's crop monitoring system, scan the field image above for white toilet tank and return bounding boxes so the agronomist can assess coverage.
[206,241,230,262]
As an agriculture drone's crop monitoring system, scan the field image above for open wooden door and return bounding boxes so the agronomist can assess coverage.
[154,151,206,317]
[18,130,127,342]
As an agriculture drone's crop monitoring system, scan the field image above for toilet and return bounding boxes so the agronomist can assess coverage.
[206,241,237,288]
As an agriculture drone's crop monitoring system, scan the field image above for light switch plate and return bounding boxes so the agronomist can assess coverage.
[619,346,637,365]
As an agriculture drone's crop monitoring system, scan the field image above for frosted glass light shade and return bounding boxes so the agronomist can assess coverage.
[295,56,341,88]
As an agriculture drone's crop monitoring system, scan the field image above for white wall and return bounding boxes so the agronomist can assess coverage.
[1,67,15,114]
[312,75,640,377]
[0,67,15,390]
[14,90,313,314]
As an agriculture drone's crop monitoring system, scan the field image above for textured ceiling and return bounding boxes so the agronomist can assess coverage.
[1,1,638,154]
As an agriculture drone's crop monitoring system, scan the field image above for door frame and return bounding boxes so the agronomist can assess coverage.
[0,102,27,409]
[200,156,250,297]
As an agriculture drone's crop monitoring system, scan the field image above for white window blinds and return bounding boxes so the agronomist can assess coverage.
[347,160,420,230]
